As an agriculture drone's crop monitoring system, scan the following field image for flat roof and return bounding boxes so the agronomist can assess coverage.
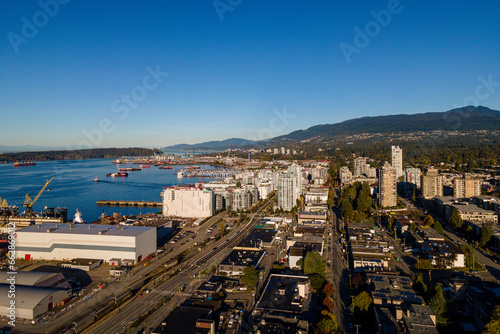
[18,223,155,237]
[255,274,310,314]
[153,306,212,334]
[368,275,423,305]
[220,249,265,267]
[246,229,277,244]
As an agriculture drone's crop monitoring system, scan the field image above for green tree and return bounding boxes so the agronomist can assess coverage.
[317,310,338,333]
[412,187,417,202]
[410,222,417,232]
[461,244,475,269]
[417,259,434,270]
[241,267,258,289]
[480,223,494,247]
[304,251,326,276]
[413,272,428,295]
[430,285,448,326]
[341,199,354,221]
[356,182,372,212]
[327,188,334,208]
[449,208,464,228]
[423,215,435,226]
[220,223,227,236]
[296,258,304,268]
[483,305,500,334]
[433,221,444,235]
[351,291,374,315]
[309,273,326,290]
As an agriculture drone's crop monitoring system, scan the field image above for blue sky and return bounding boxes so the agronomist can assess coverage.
[1,1,499,148]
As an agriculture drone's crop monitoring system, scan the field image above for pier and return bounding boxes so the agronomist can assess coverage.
[96,200,162,207]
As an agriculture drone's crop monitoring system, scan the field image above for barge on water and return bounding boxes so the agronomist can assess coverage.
[14,161,36,167]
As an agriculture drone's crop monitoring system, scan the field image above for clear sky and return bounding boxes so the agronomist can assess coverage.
[1,1,499,148]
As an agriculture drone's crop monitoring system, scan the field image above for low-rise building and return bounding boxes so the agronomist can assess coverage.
[465,281,500,331]
[253,274,311,320]
[15,223,156,263]
[218,249,265,276]
[368,275,423,307]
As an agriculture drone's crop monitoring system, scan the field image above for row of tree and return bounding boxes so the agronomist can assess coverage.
[0,147,159,162]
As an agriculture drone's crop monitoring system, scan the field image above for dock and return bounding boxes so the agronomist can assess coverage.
[97,200,162,207]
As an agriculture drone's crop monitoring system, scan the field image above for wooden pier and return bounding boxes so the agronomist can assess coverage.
[96,200,162,207]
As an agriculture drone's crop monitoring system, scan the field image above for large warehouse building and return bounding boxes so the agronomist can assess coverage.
[0,285,71,320]
[15,223,157,263]
[0,271,72,320]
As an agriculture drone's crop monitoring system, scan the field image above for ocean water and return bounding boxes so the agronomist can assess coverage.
[0,159,221,222]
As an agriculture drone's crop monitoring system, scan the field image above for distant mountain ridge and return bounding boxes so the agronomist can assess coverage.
[265,105,500,145]
[163,138,258,151]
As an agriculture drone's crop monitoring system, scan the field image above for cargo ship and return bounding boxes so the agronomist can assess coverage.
[106,172,128,177]
[14,161,36,167]
[140,164,151,168]
[159,166,173,169]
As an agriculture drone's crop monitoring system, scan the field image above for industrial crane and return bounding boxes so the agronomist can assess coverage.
[23,177,53,218]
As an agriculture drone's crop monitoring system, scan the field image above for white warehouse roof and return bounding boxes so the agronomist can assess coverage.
[0,271,69,288]
[18,223,155,236]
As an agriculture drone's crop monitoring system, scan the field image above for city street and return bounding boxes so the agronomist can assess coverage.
[444,229,500,282]
[326,209,351,333]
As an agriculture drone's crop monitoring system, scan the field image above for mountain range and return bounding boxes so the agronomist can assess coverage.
[162,106,500,150]
[265,105,500,146]
[163,138,259,151]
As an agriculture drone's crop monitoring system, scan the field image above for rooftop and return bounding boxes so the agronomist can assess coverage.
[403,304,438,334]
[245,229,277,244]
[255,274,310,314]
[18,222,155,237]
[220,249,265,267]
[152,306,212,334]
[0,271,69,288]
[368,274,423,305]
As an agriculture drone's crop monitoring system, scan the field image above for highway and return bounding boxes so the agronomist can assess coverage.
[84,196,275,334]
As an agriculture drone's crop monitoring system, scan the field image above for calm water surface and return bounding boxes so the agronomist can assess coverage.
[0,159,220,222]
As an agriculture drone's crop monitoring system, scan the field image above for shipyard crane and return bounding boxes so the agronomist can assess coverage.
[23,177,53,218]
